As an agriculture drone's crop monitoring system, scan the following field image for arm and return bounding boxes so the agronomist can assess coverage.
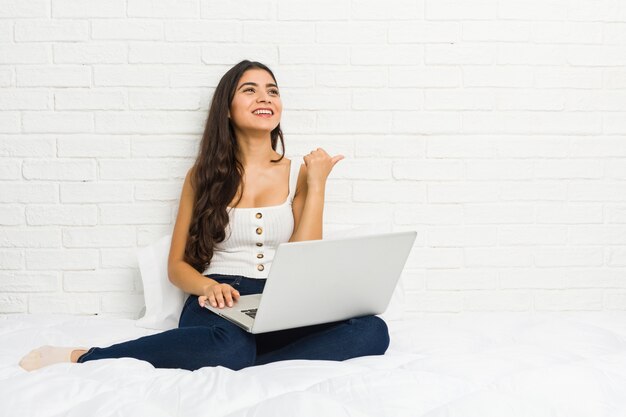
[289,148,344,243]
[167,167,219,296]
[289,164,324,242]
[168,168,240,309]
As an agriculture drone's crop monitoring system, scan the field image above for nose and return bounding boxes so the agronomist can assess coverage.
[256,91,271,103]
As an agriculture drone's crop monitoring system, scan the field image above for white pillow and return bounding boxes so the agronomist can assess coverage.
[135,234,187,330]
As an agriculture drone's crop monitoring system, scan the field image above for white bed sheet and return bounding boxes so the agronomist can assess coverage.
[2,311,626,417]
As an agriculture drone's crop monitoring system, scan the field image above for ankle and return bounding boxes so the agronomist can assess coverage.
[70,349,88,363]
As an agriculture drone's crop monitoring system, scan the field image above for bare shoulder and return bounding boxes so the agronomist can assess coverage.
[186,165,197,192]
[168,167,196,268]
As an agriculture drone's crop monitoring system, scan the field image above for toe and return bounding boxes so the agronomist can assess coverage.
[19,350,41,371]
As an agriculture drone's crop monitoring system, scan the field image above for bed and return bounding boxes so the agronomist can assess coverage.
[3,310,626,417]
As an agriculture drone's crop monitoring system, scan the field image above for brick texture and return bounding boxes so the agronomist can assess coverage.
[1,0,626,318]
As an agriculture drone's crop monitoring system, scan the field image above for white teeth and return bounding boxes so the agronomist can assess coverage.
[253,109,272,115]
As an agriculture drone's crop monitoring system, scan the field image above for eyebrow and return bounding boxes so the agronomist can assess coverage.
[237,82,279,91]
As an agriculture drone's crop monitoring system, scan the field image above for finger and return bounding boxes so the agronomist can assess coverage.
[208,293,217,308]
[223,288,234,307]
[214,288,225,308]
[198,296,207,307]
[331,154,345,166]
[231,288,240,302]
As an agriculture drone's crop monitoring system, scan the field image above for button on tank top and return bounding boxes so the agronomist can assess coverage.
[202,160,300,279]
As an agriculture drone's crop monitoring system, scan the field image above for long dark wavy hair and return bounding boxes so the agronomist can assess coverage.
[184,60,285,273]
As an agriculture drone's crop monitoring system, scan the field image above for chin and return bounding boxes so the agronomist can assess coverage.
[253,120,280,131]
[239,125,278,136]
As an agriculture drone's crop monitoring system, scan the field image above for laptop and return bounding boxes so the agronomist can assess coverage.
[203,231,417,334]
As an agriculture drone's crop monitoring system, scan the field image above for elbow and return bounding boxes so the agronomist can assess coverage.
[288,233,322,243]
[167,261,179,285]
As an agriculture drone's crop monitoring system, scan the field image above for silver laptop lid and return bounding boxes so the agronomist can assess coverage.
[251,231,416,333]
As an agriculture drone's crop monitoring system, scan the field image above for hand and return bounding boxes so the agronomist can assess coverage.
[198,282,240,309]
[303,148,344,188]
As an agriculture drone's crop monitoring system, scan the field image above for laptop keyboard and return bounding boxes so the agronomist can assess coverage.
[241,308,257,319]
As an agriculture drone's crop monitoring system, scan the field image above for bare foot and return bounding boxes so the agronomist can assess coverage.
[19,346,87,371]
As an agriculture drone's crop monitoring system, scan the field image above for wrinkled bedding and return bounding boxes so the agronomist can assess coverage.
[2,311,626,417]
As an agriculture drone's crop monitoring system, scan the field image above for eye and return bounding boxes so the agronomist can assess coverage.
[243,87,255,93]
[269,89,280,96]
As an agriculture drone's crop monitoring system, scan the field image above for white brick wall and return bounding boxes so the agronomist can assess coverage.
[1,0,626,318]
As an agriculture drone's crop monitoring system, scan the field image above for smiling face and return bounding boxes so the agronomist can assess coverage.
[229,68,282,136]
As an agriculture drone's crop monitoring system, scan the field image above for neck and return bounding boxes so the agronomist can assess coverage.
[234,129,278,169]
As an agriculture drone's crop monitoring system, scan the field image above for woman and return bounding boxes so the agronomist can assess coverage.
[19,60,390,372]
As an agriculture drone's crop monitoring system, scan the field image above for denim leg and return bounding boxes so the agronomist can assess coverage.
[77,324,255,371]
[254,315,390,366]
[78,275,264,371]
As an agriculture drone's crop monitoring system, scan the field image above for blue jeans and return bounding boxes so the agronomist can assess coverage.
[78,274,390,371]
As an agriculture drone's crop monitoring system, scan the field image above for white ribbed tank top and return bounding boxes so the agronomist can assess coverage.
[202,159,300,279]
